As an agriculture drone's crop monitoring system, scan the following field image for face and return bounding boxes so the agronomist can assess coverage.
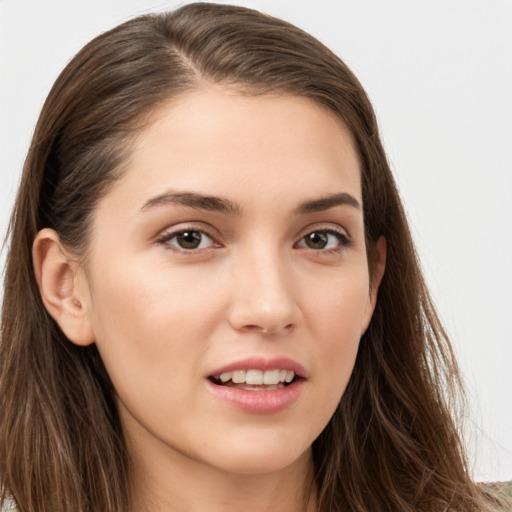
[78,87,383,477]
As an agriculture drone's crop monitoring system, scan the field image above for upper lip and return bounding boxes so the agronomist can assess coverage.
[208,356,307,379]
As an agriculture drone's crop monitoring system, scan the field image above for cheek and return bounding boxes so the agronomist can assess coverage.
[304,268,371,400]
[305,265,371,341]
[87,263,221,441]
[87,260,220,394]
[90,256,219,337]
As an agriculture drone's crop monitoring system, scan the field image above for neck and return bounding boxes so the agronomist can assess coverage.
[127,435,317,512]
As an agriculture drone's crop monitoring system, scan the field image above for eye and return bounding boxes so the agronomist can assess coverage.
[159,229,216,251]
[297,229,350,251]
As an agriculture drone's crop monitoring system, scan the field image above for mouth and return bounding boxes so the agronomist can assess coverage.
[209,369,299,391]
[206,357,307,414]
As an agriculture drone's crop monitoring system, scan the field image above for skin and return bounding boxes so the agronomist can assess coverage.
[34,86,385,512]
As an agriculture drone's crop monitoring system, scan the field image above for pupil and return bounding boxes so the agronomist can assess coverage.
[306,232,328,249]
[177,231,201,249]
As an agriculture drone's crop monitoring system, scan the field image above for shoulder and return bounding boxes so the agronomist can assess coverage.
[481,481,512,511]
[0,498,17,511]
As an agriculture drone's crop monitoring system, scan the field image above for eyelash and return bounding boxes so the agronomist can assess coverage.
[156,226,352,255]
[295,228,352,254]
[156,227,219,255]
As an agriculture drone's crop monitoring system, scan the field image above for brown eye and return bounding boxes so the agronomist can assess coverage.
[176,231,203,249]
[305,232,329,249]
[297,230,349,251]
[161,230,215,251]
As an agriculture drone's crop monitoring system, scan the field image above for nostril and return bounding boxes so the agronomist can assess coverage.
[241,323,296,336]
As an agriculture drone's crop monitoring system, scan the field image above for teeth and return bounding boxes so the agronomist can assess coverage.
[246,370,263,385]
[214,369,296,385]
[219,372,232,383]
[232,371,245,384]
[263,369,280,385]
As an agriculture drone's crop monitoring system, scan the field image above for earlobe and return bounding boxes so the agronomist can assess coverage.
[32,228,95,346]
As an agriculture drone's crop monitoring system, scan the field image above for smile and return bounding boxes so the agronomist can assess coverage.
[211,369,296,389]
[207,358,306,414]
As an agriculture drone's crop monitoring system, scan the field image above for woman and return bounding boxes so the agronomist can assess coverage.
[0,3,508,511]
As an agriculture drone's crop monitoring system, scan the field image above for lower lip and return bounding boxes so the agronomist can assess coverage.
[206,379,305,415]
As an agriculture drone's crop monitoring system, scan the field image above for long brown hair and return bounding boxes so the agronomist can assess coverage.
[0,3,506,511]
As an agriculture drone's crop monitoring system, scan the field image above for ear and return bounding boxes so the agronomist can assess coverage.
[32,228,95,346]
[362,236,387,333]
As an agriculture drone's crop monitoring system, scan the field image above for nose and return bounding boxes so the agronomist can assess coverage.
[227,246,301,336]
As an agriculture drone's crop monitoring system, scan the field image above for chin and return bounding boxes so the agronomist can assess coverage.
[199,431,314,476]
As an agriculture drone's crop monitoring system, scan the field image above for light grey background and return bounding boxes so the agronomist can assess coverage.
[1,0,511,482]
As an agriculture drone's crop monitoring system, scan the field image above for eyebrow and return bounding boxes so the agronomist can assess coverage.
[141,191,241,215]
[141,190,360,216]
[295,192,361,215]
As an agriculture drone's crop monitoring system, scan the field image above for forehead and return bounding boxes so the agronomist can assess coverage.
[103,86,362,215]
